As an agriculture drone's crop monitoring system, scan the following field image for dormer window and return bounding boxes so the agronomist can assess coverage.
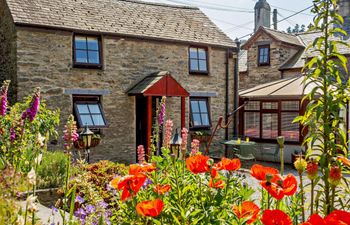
[258,45,270,66]
[189,47,209,74]
[73,35,102,68]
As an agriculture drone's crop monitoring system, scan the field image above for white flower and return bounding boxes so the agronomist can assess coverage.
[15,216,24,225]
[26,195,38,213]
[34,153,42,165]
[37,133,45,147]
[28,167,36,185]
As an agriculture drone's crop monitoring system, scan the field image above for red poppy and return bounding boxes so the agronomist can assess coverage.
[232,201,260,224]
[208,178,225,189]
[117,174,147,201]
[215,158,241,171]
[337,156,350,168]
[186,155,210,174]
[301,211,350,225]
[153,184,171,195]
[136,199,164,217]
[261,210,292,225]
[261,174,297,200]
[250,164,279,181]
[211,168,218,178]
[129,163,156,175]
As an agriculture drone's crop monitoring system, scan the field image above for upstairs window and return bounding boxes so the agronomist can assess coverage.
[258,45,270,66]
[189,47,208,74]
[73,35,102,68]
[73,96,107,128]
[190,98,211,128]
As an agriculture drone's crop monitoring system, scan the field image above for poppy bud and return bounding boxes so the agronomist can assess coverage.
[265,173,273,183]
[207,158,214,166]
[294,157,307,174]
[306,160,318,180]
[329,165,342,187]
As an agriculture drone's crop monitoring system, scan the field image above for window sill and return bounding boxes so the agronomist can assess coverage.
[189,71,209,76]
[73,63,103,69]
[257,63,270,67]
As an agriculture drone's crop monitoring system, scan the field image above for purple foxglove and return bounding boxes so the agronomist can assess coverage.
[0,80,10,116]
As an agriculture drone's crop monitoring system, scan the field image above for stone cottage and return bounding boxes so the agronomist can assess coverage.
[238,0,350,163]
[0,0,238,163]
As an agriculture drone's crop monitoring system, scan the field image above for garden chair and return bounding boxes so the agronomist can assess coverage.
[234,144,256,166]
[261,145,279,162]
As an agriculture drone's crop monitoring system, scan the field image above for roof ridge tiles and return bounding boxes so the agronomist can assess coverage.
[116,0,198,10]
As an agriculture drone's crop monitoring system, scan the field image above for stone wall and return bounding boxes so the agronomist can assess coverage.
[0,0,17,102]
[239,32,299,90]
[16,27,235,163]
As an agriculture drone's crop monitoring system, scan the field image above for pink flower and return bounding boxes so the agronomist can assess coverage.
[163,120,173,148]
[10,127,16,142]
[158,97,166,127]
[137,145,145,164]
[22,87,40,122]
[63,115,79,150]
[191,139,200,155]
[0,80,10,116]
[181,127,188,151]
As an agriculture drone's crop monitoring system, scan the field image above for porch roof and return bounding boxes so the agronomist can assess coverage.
[127,71,189,97]
[239,76,317,99]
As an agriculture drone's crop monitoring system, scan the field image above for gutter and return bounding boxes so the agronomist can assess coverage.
[233,39,240,137]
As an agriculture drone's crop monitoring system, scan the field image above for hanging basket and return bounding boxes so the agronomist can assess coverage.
[74,137,101,149]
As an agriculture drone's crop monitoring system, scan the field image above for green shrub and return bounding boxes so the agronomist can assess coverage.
[37,151,67,189]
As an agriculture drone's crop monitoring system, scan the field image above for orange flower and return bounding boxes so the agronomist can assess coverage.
[211,168,218,178]
[261,174,297,200]
[129,163,156,175]
[208,178,225,189]
[329,165,342,186]
[186,155,210,174]
[250,164,279,181]
[306,160,318,180]
[301,211,350,225]
[136,199,164,217]
[337,156,350,168]
[153,184,171,195]
[215,158,241,171]
[261,209,292,225]
[117,174,147,201]
[232,201,260,224]
[109,177,120,189]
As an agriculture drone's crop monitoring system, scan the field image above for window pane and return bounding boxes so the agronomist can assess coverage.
[88,104,101,114]
[199,101,208,113]
[262,102,278,110]
[80,115,93,126]
[76,50,88,63]
[92,114,105,126]
[77,104,89,113]
[189,48,198,58]
[281,112,299,141]
[87,37,99,50]
[198,60,207,71]
[190,59,199,71]
[262,113,278,139]
[88,51,100,64]
[244,112,260,138]
[245,101,259,110]
[193,114,201,126]
[191,101,200,113]
[75,37,87,49]
[201,114,209,126]
[282,101,299,111]
[198,49,207,60]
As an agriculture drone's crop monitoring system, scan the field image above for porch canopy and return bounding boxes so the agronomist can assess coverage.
[128,71,189,155]
[239,76,314,144]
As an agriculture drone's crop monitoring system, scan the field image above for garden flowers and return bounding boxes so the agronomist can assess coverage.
[153,184,171,195]
[63,114,79,150]
[261,209,292,225]
[250,164,279,181]
[232,201,260,224]
[301,210,350,225]
[186,154,210,174]
[0,80,10,116]
[214,157,241,171]
[136,199,164,217]
[21,87,40,122]
[260,174,297,200]
[114,174,147,201]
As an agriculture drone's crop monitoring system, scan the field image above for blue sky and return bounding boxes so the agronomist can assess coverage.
[141,0,314,40]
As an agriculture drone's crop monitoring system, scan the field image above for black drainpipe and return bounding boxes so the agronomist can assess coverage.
[233,39,240,137]
[224,48,230,156]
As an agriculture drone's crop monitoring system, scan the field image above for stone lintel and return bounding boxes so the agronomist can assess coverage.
[256,40,271,46]
[64,89,110,95]
[190,92,218,97]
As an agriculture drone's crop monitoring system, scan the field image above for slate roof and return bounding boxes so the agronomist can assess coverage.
[127,71,167,95]
[5,0,235,48]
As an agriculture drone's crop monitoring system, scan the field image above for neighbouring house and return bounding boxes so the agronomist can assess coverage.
[0,0,238,163]
[238,0,350,163]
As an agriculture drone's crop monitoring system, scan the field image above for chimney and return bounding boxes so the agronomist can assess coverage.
[273,9,278,30]
[254,0,271,31]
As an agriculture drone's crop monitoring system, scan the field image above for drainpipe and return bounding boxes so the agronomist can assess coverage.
[233,38,240,137]
[273,9,278,30]
[225,48,230,155]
